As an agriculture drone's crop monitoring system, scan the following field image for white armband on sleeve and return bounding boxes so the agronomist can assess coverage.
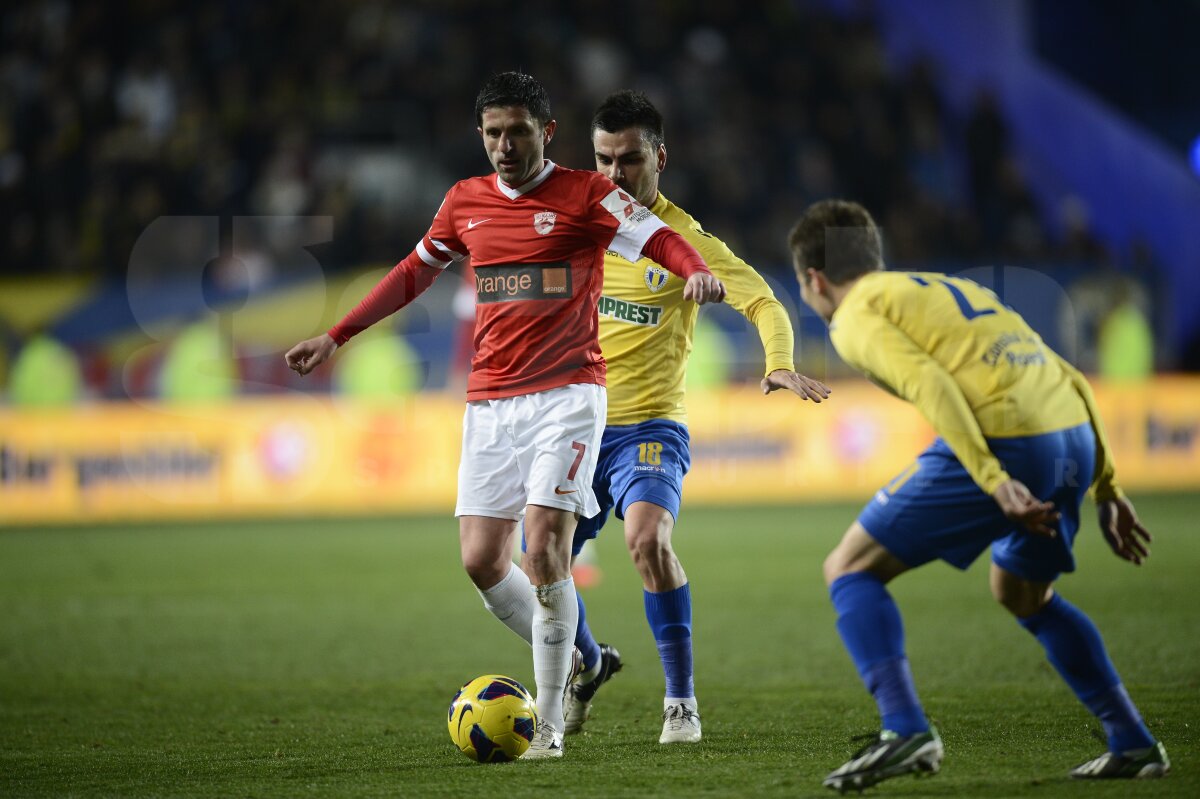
[598,188,668,263]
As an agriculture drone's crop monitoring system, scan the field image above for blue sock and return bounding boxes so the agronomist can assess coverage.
[644,584,694,698]
[1018,593,1154,752]
[574,592,602,672]
[830,573,928,736]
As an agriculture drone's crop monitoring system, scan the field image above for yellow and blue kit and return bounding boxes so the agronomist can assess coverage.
[598,193,794,426]
[833,271,1122,580]
[572,193,795,549]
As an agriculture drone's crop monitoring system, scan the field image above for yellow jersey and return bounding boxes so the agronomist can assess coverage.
[830,270,1121,499]
[599,193,794,425]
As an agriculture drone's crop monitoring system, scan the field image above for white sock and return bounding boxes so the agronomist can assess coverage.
[531,577,579,733]
[477,562,535,645]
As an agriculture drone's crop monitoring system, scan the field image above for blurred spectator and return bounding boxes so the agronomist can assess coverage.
[686,316,734,391]
[8,332,82,407]
[966,89,1009,230]
[1057,195,1109,264]
[1061,268,1154,374]
[159,319,236,403]
[1098,291,1154,382]
[114,52,176,144]
[332,329,422,400]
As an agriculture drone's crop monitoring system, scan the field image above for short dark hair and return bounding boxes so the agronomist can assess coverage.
[788,200,884,285]
[591,90,664,150]
[475,72,551,127]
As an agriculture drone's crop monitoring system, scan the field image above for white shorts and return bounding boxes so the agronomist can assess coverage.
[455,383,606,521]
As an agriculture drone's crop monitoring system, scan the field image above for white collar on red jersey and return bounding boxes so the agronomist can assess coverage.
[495,160,556,200]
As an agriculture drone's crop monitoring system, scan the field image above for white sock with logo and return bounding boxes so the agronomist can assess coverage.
[477,562,535,644]
[532,577,579,733]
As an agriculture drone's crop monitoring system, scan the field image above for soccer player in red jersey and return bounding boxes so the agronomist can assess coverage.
[285,72,725,758]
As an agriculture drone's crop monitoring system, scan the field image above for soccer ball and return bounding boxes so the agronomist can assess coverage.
[447,674,537,763]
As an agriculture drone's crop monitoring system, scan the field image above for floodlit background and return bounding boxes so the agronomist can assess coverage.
[2,0,1199,521]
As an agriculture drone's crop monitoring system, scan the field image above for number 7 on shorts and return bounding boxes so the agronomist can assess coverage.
[567,441,586,481]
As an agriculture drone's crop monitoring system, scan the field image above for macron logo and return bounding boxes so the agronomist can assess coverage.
[467,218,493,230]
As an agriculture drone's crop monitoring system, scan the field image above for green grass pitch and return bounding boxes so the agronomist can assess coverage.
[2,495,1197,797]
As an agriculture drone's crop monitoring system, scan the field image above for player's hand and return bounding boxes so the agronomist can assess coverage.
[760,370,832,402]
[1097,496,1151,565]
[285,333,338,376]
[683,272,726,305]
[992,478,1060,537]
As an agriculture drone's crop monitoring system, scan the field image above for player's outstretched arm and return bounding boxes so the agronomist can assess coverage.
[760,369,831,402]
[285,333,338,376]
[1098,496,1152,565]
[640,227,724,304]
[992,478,1060,538]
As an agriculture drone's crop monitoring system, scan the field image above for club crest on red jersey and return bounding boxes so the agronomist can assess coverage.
[533,211,557,235]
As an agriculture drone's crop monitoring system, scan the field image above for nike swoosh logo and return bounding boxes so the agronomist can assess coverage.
[467,218,493,230]
[554,486,577,495]
[543,635,567,645]
[497,610,515,621]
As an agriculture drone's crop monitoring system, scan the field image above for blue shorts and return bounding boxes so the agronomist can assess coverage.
[858,423,1096,582]
[568,419,691,556]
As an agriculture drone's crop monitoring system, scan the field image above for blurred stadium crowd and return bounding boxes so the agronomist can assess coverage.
[4,0,1150,274]
[0,0,1181,403]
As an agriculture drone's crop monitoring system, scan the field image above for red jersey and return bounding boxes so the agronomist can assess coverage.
[328,160,709,401]
[419,161,668,400]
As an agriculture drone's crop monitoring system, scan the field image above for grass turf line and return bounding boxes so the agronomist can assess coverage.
[1,494,1197,797]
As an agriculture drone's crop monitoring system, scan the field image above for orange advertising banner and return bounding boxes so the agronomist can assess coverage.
[1,378,1197,524]
[0,396,463,523]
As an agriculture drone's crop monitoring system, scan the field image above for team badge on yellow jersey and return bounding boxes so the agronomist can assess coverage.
[644,265,670,293]
[599,192,795,426]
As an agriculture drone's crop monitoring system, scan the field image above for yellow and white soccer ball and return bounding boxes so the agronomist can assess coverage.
[447,675,537,763]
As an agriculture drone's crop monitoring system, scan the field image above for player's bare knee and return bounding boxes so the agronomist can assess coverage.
[628,526,670,563]
[523,545,571,585]
[626,539,656,582]
[994,589,1045,618]
[822,553,839,587]
[521,549,549,582]
[462,552,507,590]
[823,548,850,587]
[823,523,905,587]
[990,568,1053,618]
[624,510,671,562]
[641,545,676,583]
